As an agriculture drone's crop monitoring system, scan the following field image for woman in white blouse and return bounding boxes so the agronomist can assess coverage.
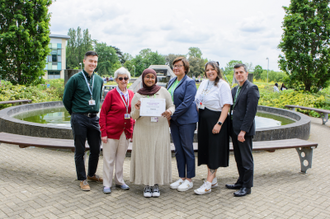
[194,61,233,195]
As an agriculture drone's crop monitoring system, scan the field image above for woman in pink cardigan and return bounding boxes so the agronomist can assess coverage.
[99,67,134,194]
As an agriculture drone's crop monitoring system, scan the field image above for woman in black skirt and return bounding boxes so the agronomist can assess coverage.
[194,61,233,195]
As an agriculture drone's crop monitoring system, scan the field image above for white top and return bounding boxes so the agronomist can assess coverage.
[195,79,233,112]
[274,86,279,92]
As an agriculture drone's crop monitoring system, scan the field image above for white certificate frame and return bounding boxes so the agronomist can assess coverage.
[140,98,166,117]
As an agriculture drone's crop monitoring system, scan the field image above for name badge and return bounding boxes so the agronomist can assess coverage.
[151,117,158,122]
[124,114,131,119]
[89,100,96,105]
[199,102,205,109]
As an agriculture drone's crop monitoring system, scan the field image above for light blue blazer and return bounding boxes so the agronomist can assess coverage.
[167,75,198,125]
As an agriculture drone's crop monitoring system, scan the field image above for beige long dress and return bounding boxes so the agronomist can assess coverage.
[130,87,175,185]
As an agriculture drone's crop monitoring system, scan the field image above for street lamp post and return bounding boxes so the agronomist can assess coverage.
[266,57,269,83]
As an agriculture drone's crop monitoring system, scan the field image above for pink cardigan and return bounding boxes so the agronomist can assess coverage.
[99,88,134,140]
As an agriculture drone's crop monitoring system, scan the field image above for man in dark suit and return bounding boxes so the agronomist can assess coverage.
[226,64,259,197]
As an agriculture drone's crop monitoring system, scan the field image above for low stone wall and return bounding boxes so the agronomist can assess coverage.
[0,102,311,141]
[0,101,73,139]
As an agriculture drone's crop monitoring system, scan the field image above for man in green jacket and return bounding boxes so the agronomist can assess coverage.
[63,51,104,191]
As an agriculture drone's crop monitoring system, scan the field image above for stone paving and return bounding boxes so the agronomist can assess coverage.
[0,116,329,218]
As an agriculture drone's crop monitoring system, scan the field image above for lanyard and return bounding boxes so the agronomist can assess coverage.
[116,88,129,113]
[147,94,156,98]
[81,71,94,100]
[200,81,213,103]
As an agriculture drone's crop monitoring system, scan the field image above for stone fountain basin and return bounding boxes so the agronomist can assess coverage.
[0,102,310,141]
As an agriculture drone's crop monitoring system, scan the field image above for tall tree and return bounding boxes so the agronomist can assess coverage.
[66,27,94,69]
[95,42,121,76]
[253,65,263,80]
[278,0,330,92]
[188,47,202,59]
[131,48,165,76]
[223,60,243,76]
[0,0,52,85]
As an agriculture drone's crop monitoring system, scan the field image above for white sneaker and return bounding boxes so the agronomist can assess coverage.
[152,184,160,197]
[211,178,218,188]
[204,178,218,188]
[170,178,184,189]
[194,181,212,195]
[144,186,152,198]
[177,179,193,192]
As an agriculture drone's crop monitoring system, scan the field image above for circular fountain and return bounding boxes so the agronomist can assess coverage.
[0,101,311,141]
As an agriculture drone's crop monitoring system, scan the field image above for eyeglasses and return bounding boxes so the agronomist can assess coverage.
[173,65,183,68]
[118,77,129,81]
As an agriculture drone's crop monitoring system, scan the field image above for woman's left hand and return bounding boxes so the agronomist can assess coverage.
[212,124,221,134]
[161,109,172,120]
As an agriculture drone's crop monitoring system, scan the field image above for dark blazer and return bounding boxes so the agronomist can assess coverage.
[167,75,198,125]
[231,80,259,136]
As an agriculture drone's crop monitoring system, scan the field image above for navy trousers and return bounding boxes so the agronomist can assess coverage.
[170,120,196,179]
[71,113,101,181]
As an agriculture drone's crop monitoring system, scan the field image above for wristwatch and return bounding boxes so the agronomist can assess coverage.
[217,121,223,126]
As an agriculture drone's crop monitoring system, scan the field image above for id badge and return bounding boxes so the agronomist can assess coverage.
[151,117,158,122]
[124,113,131,119]
[89,100,96,105]
[199,102,205,109]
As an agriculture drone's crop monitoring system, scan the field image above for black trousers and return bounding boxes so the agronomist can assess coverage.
[231,130,254,188]
[71,113,101,181]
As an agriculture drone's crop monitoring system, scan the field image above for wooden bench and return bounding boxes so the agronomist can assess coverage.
[285,105,330,125]
[0,132,317,173]
[0,99,32,105]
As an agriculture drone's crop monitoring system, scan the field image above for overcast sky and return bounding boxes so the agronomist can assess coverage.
[49,0,291,71]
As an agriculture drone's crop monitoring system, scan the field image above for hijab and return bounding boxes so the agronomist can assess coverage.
[137,68,161,95]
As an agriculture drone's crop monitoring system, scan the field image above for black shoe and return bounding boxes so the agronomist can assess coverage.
[234,187,251,197]
[225,183,242,190]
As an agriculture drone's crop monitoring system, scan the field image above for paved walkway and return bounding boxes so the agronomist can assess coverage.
[0,117,329,218]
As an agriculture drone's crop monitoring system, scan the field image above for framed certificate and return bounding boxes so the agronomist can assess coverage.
[140,98,166,117]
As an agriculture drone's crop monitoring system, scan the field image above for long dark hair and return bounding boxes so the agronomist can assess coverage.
[204,61,222,86]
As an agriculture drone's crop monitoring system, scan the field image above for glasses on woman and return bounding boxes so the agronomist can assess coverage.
[118,77,129,81]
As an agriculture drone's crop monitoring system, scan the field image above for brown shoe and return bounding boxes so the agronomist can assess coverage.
[80,180,90,191]
[87,175,103,182]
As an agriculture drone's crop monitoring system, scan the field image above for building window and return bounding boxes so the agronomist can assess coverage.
[48,71,61,79]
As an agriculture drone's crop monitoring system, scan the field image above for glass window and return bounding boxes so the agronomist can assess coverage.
[51,49,57,55]
[57,43,61,48]
[48,55,52,62]
[57,49,61,55]
[57,63,62,70]
[52,55,57,62]
[57,56,61,63]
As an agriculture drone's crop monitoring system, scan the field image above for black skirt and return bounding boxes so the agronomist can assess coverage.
[197,108,230,169]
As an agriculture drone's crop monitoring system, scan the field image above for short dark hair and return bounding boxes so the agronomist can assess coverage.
[204,61,222,86]
[173,57,190,74]
[84,51,98,59]
[233,63,248,72]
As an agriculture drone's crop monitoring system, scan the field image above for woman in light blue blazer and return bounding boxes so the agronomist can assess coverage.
[167,57,198,192]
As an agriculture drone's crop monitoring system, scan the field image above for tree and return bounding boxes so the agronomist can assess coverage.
[253,65,263,80]
[111,46,126,64]
[130,49,166,76]
[66,27,94,69]
[223,60,243,76]
[0,0,52,85]
[95,42,121,76]
[188,56,205,77]
[188,47,202,59]
[164,54,185,68]
[278,0,330,92]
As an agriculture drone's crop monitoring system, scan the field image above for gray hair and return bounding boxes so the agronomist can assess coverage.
[114,67,131,80]
[233,63,248,72]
